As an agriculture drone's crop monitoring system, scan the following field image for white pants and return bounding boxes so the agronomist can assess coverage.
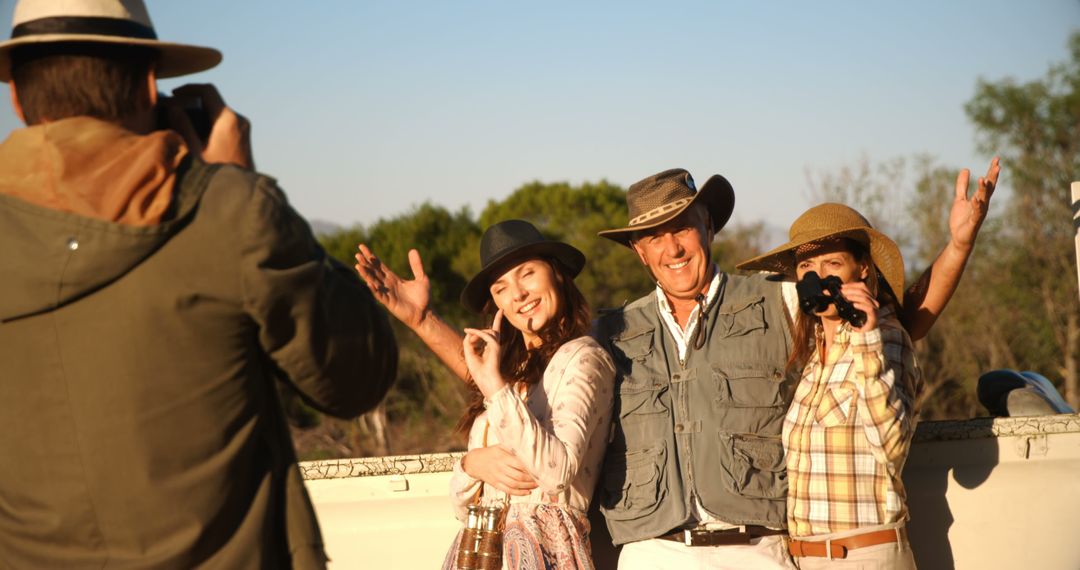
[618,535,797,570]
[791,523,916,570]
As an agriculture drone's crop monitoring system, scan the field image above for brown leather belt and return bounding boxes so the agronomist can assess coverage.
[658,525,788,547]
[788,527,908,559]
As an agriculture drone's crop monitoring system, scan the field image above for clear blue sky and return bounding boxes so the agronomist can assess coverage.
[1,1,1077,231]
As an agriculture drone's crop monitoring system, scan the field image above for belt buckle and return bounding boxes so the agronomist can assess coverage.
[683,529,710,546]
[684,526,745,546]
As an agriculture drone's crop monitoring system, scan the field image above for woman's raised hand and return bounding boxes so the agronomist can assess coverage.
[462,446,537,496]
[463,309,508,398]
[841,281,880,332]
[355,245,432,329]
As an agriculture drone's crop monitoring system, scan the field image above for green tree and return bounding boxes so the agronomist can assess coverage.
[480,179,772,311]
[289,204,483,459]
[476,179,649,310]
[965,31,1080,409]
[807,154,998,418]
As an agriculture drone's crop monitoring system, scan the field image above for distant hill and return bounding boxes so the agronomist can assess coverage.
[309,219,344,237]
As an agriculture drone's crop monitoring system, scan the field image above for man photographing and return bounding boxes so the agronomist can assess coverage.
[0,1,397,568]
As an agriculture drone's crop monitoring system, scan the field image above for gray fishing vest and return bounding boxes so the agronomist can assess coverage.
[593,272,796,545]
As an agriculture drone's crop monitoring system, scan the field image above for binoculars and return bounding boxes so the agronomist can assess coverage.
[455,504,505,570]
[795,271,867,328]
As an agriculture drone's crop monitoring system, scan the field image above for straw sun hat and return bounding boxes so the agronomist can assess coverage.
[0,0,222,82]
[736,203,905,305]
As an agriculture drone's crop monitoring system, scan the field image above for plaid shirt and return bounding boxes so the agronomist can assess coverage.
[783,307,923,536]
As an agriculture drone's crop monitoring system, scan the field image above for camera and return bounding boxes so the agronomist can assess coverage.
[455,504,505,570]
[155,95,212,141]
[795,271,867,328]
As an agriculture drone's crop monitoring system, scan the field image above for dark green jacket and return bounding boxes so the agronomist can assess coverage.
[0,121,397,569]
[594,272,796,544]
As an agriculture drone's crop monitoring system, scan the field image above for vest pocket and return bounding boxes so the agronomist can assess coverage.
[617,382,669,423]
[718,433,787,499]
[611,329,669,422]
[610,328,656,379]
[712,365,787,408]
[599,445,667,521]
[716,295,766,337]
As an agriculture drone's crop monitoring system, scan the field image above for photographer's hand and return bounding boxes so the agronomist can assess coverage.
[462,446,538,496]
[841,282,879,332]
[168,84,254,170]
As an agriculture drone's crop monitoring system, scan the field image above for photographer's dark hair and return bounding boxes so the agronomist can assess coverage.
[457,257,591,434]
[787,238,899,371]
[10,42,158,125]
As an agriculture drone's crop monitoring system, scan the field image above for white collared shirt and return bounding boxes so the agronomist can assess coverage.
[654,268,723,364]
[653,270,799,357]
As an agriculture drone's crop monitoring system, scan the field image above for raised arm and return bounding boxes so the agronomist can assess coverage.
[902,157,1000,341]
[355,245,470,380]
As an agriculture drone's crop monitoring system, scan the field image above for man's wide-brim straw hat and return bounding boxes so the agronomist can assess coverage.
[461,219,586,314]
[598,168,735,247]
[0,0,222,82]
[736,203,906,305]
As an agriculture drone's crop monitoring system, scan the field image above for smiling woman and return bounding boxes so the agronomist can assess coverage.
[488,259,561,345]
[356,219,616,569]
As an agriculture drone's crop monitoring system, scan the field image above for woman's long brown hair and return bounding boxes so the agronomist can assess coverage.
[786,239,900,371]
[456,257,592,434]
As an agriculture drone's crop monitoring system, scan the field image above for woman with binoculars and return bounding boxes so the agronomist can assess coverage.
[738,204,922,569]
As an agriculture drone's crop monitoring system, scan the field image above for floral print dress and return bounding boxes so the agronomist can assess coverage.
[442,336,616,570]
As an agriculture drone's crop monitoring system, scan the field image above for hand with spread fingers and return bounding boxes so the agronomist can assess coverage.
[949,156,1000,252]
[841,281,880,333]
[462,445,538,496]
[165,83,254,170]
[463,309,508,398]
[355,245,433,329]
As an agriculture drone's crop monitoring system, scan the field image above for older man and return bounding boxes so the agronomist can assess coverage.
[592,166,996,568]
[0,1,397,568]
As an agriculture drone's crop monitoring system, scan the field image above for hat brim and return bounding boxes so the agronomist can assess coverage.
[460,241,586,313]
[736,225,906,306]
[598,174,735,247]
[0,35,222,81]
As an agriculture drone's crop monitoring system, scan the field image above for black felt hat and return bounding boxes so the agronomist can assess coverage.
[460,220,585,313]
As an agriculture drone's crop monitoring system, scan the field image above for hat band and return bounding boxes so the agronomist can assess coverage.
[628,197,692,227]
[12,16,158,41]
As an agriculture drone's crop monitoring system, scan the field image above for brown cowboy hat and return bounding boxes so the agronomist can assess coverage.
[0,0,222,82]
[736,203,905,305]
[461,219,586,314]
[598,168,735,247]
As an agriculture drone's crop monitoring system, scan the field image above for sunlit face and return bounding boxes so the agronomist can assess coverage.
[489,258,562,346]
[795,240,869,319]
[631,206,714,302]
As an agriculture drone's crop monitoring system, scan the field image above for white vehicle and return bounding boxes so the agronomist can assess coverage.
[302,408,1080,569]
